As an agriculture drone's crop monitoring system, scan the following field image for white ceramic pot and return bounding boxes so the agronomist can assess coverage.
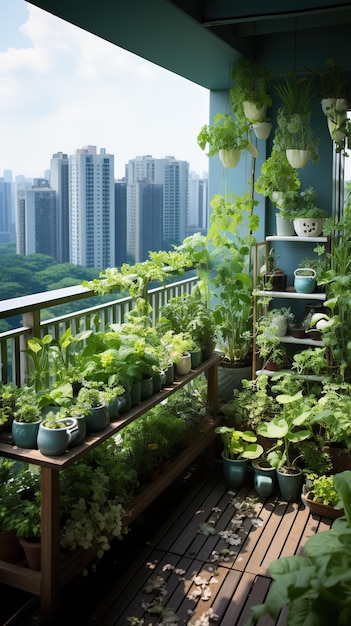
[243,101,267,122]
[276,214,295,236]
[286,149,311,169]
[175,352,191,376]
[271,314,288,337]
[219,149,241,168]
[293,218,324,237]
[252,122,272,140]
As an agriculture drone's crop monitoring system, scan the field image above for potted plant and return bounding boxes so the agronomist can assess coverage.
[12,387,42,449]
[0,382,19,434]
[274,71,319,168]
[76,385,109,433]
[257,390,313,501]
[197,113,258,168]
[255,149,301,205]
[0,459,22,563]
[261,248,287,291]
[231,57,272,127]
[37,410,78,457]
[304,473,344,519]
[246,471,351,626]
[280,186,328,237]
[214,425,264,488]
[318,58,349,154]
[8,468,42,571]
[255,313,289,372]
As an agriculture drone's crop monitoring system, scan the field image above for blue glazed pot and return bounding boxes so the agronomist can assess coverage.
[294,268,316,294]
[12,419,42,449]
[85,404,109,433]
[37,418,78,456]
[253,461,276,498]
[277,468,303,502]
[140,376,153,400]
[221,454,249,489]
[68,414,87,447]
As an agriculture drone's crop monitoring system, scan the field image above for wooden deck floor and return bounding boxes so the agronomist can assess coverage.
[2,456,332,626]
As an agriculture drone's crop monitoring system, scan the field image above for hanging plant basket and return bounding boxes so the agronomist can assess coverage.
[252,121,272,140]
[219,148,241,168]
[243,101,268,122]
[286,149,311,169]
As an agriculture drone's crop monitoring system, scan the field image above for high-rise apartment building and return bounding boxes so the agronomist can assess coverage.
[126,155,189,261]
[115,179,127,266]
[50,152,70,263]
[16,179,57,257]
[0,177,12,244]
[188,171,208,235]
[131,181,163,262]
[69,146,115,269]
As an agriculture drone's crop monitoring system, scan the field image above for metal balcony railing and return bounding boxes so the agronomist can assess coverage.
[0,275,198,387]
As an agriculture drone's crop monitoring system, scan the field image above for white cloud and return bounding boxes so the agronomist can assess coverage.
[0,3,210,178]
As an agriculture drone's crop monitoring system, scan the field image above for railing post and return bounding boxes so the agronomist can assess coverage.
[20,310,41,387]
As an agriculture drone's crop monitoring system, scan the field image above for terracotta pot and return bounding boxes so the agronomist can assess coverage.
[305,491,344,519]
[0,531,22,563]
[18,537,41,571]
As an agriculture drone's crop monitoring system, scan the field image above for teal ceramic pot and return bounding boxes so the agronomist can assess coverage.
[130,382,141,406]
[12,419,42,449]
[277,468,303,502]
[106,396,123,421]
[165,363,175,386]
[190,349,202,369]
[294,268,316,294]
[37,418,78,456]
[68,414,86,447]
[152,370,166,393]
[253,461,276,498]
[119,392,131,413]
[141,376,154,400]
[84,404,109,433]
[221,454,249,489]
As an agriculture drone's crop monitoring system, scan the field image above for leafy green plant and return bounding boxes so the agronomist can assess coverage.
[214,426,264,460]
[257,390,313,470]
[246,470,351,626]
[13,387,41,423]
[231,58,272,121]
[309,474,341,506]
[291,346,328,377]
[280,186,328,219]
[254,148,300,201]
[314,191,351,381]
[197,113,255,155]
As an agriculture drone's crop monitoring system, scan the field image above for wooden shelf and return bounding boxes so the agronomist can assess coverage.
[0,352,221,624]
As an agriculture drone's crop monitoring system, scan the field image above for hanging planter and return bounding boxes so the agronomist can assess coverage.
[243,101,268,122]
[286,149,311,169]
[219,148,241,168]
[252,121,272,140]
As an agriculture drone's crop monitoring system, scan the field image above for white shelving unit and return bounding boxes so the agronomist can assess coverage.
[253,235,330,378]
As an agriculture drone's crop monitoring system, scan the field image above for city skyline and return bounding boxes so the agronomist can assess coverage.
[0,0,210,180]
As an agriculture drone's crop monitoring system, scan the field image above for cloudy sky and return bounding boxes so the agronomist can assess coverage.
[0,0,210,180]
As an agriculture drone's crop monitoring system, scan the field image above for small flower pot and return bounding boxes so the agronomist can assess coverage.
[277,467,303,502]
[175,353,192,376]
[286,149,311,169]
[253,461,276,498]
[304,491,344,519]
[84,404,109,433]
[221,454,249,489]
[263,271,287,291]
[12,418,42,450]
[294,268,316,294]
[252,121,272,140]
[37,418,78,456]
[293,218,324,237]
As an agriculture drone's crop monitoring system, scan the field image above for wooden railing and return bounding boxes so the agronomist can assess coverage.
[0,274,198,386]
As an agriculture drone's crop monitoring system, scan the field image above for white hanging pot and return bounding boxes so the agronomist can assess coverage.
[293,217,324,237]
[252,122,272,140]
[321,97,336,115]
[327,115,347,142]
[243,101,267,122]
[219,148,241,168]
[286,149,311,169]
